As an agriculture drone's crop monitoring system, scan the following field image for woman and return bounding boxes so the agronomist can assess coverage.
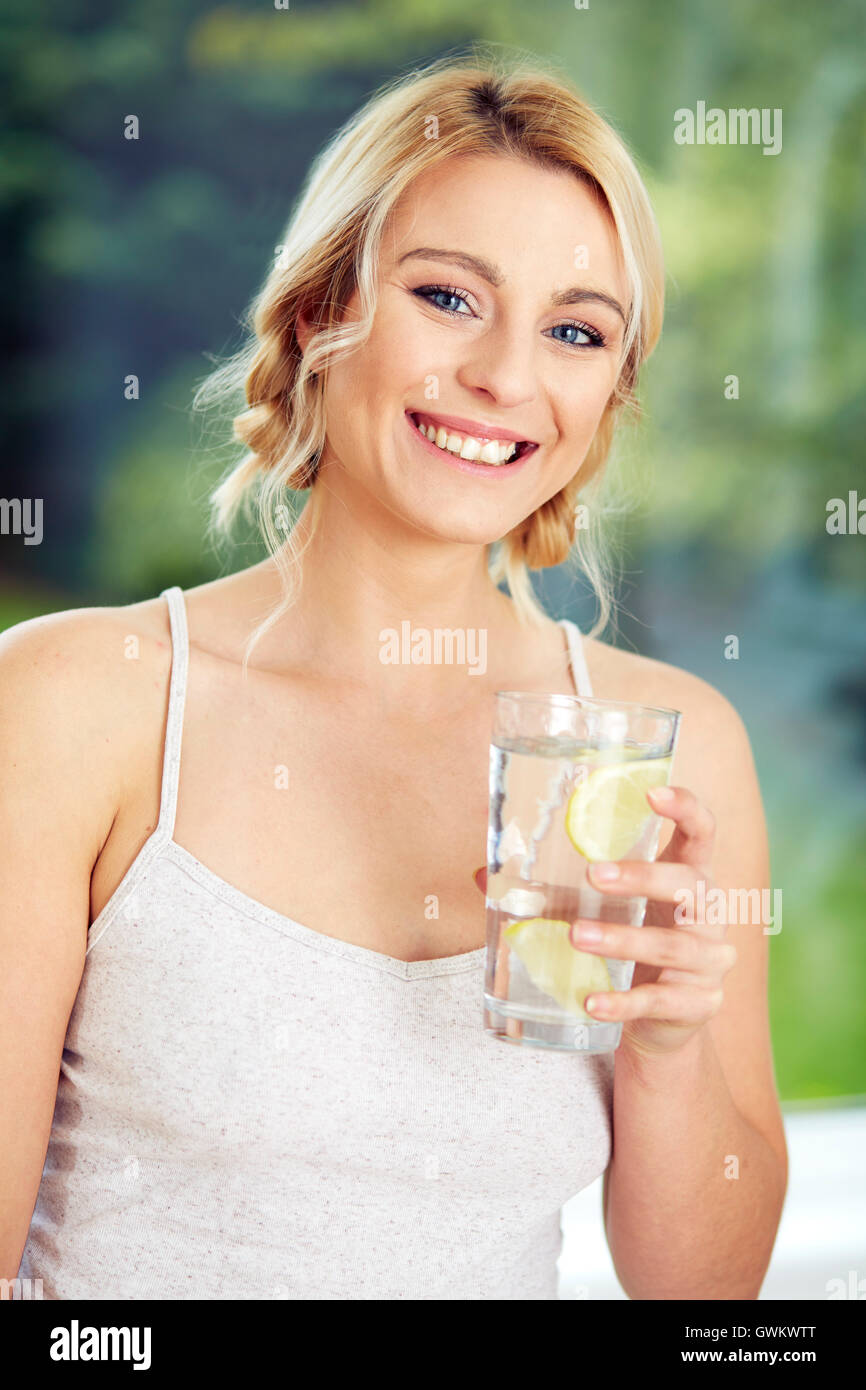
[2,51,787,1300]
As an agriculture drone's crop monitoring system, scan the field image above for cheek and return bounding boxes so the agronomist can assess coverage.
[321,332,402,457]
[583,381,617,436]
[552,368,616,439]
[339,306,427,406]
[546,373,617,485]
[379,318,434,391]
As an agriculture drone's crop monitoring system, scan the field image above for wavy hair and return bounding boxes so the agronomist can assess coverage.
[192,46,665,664]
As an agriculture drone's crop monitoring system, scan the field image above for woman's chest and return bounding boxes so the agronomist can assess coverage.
[66,904,614,1270]
[173,694,496,961]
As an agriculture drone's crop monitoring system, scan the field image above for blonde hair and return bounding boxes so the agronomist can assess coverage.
[192,46,665,661]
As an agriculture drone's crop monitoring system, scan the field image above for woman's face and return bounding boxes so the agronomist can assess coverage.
[311,153,630,547]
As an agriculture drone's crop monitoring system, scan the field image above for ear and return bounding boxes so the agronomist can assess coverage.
[295,306,314,357]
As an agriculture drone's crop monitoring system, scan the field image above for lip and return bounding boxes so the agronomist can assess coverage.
[408,408,539,447]
[404,411,539,477]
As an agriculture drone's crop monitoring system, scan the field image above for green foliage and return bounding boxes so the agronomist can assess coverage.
[770,827,866,1100]
[86,358,264,596]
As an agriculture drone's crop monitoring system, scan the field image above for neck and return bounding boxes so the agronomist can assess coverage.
[245,488,525,696]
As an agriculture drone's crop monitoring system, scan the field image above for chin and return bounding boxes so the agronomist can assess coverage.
[381,480,510,545]
[406,506,510,548]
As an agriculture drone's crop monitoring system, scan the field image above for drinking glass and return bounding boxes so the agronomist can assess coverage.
[483,691,681,1053]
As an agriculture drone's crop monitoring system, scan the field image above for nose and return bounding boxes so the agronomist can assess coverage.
[455,315,538,410]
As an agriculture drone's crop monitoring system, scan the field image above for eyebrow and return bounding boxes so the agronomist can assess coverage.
[397,246,627,325]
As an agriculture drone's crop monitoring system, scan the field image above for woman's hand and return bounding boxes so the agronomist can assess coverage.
[568,784,737,1061]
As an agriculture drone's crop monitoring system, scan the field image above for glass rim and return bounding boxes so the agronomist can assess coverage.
[493,689,682,722]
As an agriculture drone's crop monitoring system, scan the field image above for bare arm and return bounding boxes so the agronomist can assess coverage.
[0,611,125,1284]
[601,682,788,1299]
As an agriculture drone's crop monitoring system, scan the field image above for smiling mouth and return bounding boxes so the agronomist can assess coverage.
[407,411,538,466]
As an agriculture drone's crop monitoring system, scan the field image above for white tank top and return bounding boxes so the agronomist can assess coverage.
[19,587,611,1300]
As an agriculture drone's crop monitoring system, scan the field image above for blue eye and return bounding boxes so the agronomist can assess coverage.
[548,321,605,349]
[414,285,473,315]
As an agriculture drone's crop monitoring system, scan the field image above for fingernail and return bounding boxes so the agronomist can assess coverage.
[650,786,674,803]
[592,862,620,882]
[573,922,603,943]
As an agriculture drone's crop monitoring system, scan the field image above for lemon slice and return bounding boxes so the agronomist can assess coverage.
[565,756,672,862]
[503,917,612,1017]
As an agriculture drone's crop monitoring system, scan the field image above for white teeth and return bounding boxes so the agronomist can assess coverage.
[414,415,523,466]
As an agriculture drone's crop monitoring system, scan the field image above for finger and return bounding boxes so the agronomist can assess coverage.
[587,858,706,904]
[647,785,716,869]
[585,981,725,1023]
[570,921,737,975]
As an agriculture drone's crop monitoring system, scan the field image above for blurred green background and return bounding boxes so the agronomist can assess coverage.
[1,0,864,1099]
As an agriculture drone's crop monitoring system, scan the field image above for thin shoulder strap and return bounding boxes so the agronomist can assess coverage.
[560,618,593,697]
[157,586,189,838]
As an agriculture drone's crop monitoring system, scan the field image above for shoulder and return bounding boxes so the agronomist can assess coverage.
[0,595,176,855]
[583,634,759,810]
[586,636,750,745]
[0,594,173,711]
